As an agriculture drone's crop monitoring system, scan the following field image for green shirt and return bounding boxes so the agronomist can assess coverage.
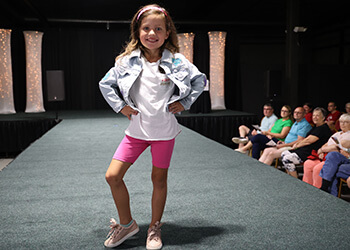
[270,118,293,141]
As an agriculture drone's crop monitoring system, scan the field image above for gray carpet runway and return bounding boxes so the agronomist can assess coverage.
[1,112,350,249]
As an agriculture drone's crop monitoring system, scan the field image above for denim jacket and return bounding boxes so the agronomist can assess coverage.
[99,49,206,113]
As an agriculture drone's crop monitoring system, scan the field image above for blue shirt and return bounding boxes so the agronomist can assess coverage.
[285,118,312,144]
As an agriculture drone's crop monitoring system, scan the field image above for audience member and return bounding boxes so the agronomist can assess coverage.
[303,102,314,126]
[232,103,278,151]
[237,105,293,159]
[335,102,350,131]
[259,107,312,166]
[303,113,350,188]
[319,140,350,196]
[281,107,332,178]
[325,101,341,133]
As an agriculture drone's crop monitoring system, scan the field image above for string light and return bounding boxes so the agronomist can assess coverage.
[177,33,195,63]
[208,31,226,110]
[24,31,45,113]
[0,29,16,114]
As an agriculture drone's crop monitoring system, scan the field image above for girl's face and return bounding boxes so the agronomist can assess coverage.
[139,14,169,56]
[280,107,290,119]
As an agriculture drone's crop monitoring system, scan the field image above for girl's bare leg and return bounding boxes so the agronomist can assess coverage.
[150,165,168,227]
[105,159,133,225]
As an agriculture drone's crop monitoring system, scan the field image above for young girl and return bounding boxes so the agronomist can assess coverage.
[99,4,206,249]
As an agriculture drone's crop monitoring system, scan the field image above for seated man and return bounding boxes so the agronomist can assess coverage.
[232,103,278,152]
[259,107,312,166]
[326,101,341,133]
[320,140,350,196]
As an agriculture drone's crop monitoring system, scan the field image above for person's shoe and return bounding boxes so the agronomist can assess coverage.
[232,137,248,144]
[104,218,139,248]
[234,148,248,155]
[146,221,163,250]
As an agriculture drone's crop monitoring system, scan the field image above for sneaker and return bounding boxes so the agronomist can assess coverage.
[232,137,248,144]
[146,221,163,250]
[104,218,139,248]
[234,148,248,155]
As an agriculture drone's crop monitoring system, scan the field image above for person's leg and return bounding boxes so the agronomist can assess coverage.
[149,138,175,227]
[150,166,168,227]
[105,160,133,225]
[312,161,324,188]
[251,134,269,159]
[259,147,286,166]
[281,151,302,178]
[302,159,320,185]
[259,147,274,163]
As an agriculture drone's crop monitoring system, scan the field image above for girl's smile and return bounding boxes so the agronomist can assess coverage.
[139,14,169,60]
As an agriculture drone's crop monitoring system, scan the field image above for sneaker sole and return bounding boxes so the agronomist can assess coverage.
[104,226,140,248]
[146,242,163,250]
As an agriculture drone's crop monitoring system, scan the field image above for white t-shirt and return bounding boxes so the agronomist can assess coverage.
[125,56,181,140]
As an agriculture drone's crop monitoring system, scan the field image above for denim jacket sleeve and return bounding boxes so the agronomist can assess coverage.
[179,58,207,110]
[167,53,207,111]
[99,63,127,113]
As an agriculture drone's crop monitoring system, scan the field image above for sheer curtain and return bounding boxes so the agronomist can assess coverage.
[208,31,226,110]
[24,31,45,113]
[0,29,16,114]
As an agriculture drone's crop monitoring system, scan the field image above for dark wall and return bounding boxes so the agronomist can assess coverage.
[5,23,350,117]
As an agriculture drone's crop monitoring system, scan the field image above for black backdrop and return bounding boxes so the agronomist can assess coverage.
[8,26,243,112]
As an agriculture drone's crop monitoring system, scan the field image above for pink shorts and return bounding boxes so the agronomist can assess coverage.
[113,135,175,169]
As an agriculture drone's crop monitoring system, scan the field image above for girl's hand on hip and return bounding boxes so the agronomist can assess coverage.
[169,102,185,114]
[121,105,138,120]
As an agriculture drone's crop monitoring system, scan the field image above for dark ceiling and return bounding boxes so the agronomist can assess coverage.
[1,0,350,30]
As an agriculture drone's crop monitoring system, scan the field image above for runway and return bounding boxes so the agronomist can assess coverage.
[1,112,350,249]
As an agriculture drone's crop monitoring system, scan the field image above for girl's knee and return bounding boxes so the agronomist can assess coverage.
[151,169,168,188]
[105,172,123,186]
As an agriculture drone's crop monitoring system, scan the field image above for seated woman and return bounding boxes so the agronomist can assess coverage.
[236,105,293,159]
[281,107,333,178]
[303,102,314,126]
[303,113,350,188]
[259,107,312,166]
[319,140,350,196]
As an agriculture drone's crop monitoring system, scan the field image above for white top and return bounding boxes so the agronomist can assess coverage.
[259,114,278,133]
[125,56,181,141]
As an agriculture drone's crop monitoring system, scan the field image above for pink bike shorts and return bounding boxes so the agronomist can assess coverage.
[113,135,175,169]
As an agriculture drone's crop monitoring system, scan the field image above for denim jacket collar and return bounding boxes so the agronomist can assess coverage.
[129,48,174,65]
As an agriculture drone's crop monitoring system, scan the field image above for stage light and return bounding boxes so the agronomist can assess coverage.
[177,33,195,63]
[208,31,226,110]
[24,31,45,113]
[0,29,16,114]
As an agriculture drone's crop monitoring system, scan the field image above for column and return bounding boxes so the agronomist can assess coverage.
[177,33,195,63]
[208,31,226,110]
[0,29,15,114]
[24,31,45,113]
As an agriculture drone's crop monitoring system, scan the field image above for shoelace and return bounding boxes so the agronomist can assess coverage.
[106,218,123,239]
[148,221,163,242]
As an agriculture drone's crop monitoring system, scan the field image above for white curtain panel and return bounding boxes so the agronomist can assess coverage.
[208,31,226,110]
[177,33,195,63]
[0,29,16,114]
[24,31,45,113]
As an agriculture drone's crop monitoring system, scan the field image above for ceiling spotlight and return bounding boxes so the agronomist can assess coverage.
[293,26,307,33]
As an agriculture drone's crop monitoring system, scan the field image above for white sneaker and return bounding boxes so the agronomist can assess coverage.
[104,218,139,248]
[235,148,248,155]
[232,137,248,144]
[146,221,163,250]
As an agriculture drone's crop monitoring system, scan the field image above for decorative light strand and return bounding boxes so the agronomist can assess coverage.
[0,29,16,114]
[24,31,45,113]
[208,31,226,110]
[177,33,195,63]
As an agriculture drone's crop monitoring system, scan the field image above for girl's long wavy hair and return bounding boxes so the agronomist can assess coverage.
[116,4,179,61]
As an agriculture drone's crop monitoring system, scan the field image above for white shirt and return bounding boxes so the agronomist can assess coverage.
[259,114,278,133]
[125,56,181,140]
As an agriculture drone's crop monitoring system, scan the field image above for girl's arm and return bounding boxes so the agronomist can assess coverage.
[99,67,127,113]
[292,135,319,149]
[178,63,206,110]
